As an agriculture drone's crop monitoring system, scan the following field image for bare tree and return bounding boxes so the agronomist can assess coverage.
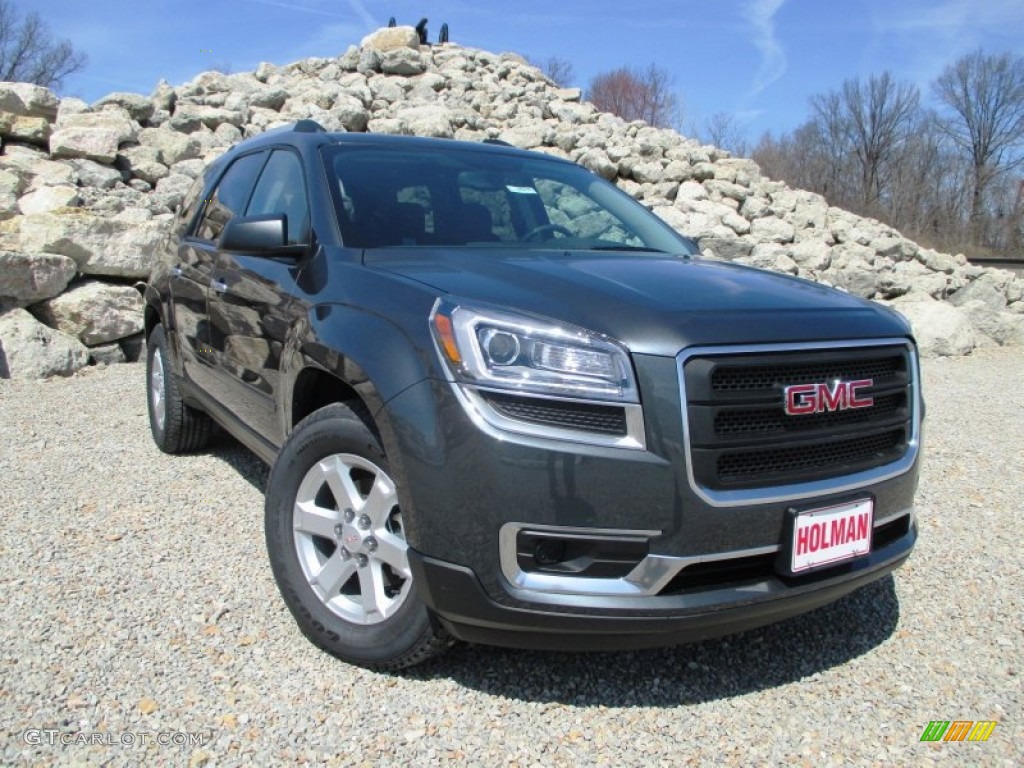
[529,56,575,88]
[587,64,681,129]
[809,73,920,212]
[698,112,749,156]
[806,90,853,203]
[932,49,1024,244]
[0,1,87,89]
[841,73,920,210]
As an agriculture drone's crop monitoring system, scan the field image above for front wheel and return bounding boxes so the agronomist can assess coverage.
[264,403,451,669]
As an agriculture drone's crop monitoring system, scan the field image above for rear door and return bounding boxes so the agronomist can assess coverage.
[206,147,311,444]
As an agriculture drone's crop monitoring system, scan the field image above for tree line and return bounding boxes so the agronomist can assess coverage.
[750,50,1024,258]
[538,50,1024,259]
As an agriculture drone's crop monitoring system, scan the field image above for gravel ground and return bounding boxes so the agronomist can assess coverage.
[1,348,1021,767]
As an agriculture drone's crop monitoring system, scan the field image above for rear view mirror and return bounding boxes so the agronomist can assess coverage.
[218,214,307,256]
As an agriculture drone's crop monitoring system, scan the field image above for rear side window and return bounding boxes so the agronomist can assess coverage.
[196,151,265,242]
[246,150,310,244]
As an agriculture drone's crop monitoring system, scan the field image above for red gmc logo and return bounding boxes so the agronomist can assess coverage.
[784,379,874,415]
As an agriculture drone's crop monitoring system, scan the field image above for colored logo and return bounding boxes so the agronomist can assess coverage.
[784,379,874,415]
[919,720,997,742]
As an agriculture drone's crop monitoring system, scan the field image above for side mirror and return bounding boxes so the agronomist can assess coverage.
[218,214,307,256]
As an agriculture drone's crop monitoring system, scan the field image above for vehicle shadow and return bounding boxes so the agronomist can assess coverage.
[208,431,270,493]
[405,575,901,707]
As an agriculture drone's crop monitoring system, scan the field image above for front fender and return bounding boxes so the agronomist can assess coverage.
[279,302,442,542]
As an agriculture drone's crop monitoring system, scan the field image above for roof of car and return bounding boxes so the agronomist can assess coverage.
[222,121,572,164]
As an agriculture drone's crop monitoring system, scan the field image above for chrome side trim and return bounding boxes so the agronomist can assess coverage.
[676,338,922,508]
[498,509,915,598]
[499,522,775,597]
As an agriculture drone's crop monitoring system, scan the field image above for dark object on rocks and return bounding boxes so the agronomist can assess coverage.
[387,16,396,27]
[438,23,449,44]
[415,18,428,45]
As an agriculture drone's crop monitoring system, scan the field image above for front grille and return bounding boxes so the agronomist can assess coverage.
[716,428,906,481]
[684,344,915,490]
[711,358,902,393]
[480,391,628,436]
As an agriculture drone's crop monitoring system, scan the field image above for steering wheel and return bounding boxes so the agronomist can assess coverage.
[522,223,574,242]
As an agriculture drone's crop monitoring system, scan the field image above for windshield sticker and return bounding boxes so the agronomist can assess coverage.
[506,185,539,195]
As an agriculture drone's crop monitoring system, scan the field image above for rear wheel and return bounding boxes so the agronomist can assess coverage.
[146,324,212,453]
[264,403,451,669]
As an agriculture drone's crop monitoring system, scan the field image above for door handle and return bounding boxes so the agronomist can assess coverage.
[211,279,228,294]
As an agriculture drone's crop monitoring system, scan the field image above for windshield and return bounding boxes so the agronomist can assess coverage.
[322,143,695,254]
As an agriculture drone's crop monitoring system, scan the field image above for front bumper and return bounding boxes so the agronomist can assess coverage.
[410,515,916,650]
[378,342,921,650]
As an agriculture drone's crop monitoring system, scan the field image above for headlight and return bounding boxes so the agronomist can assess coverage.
[430,300,639,403]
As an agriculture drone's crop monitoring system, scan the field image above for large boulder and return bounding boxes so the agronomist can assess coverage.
[49,111,138,163]
[139,127,201,165]
[117,145,169,185]
[0,251,78,304]
[0,168,21,217]
[4,115,51,145]
[169,104,245,132]
[92,91,155,122]
[360,27,420,52]
[30,280,144,345]
[17,185,80,215]
[0,83,59,119]
[889,297,977,357]
[948,272,1010,310]
[0,307,90,379]
[0,152,77,191]
[380,48,427,76]
[12,211,167,278]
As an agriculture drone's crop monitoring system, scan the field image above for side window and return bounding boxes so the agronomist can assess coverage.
[246,149,311,244]
[196,152,265,242]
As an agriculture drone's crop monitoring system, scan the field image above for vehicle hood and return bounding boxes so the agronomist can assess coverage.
[364,248,912,356]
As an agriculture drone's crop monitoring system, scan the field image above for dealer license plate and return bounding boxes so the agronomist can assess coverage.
[791,499,873,573]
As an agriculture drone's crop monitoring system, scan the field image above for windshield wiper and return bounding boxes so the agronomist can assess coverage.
[589,244,668,253]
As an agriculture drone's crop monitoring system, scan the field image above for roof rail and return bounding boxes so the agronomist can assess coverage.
[293,119,326,133]
[483,138,513,147]
[261,119,327,137]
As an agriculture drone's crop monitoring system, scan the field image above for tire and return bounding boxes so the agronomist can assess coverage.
[146,324,213,454]
[264,403,451,670]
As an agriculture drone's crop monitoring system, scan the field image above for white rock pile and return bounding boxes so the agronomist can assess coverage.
[1,26,1021,378]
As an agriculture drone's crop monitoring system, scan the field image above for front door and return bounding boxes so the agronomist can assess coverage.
[206,148,311,444]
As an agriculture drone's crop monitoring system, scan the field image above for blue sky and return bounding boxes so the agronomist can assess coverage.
[33,0,1024,142]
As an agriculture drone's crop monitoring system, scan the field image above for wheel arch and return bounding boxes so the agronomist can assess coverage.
[280,304,440,548]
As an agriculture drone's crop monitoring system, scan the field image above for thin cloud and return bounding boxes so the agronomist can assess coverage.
[745,0,787,96]
[345,0,379,31]
[866,0,1024,86]
[248,0,353,19]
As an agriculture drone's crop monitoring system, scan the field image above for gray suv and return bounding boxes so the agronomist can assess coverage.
[144,121,922,669]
